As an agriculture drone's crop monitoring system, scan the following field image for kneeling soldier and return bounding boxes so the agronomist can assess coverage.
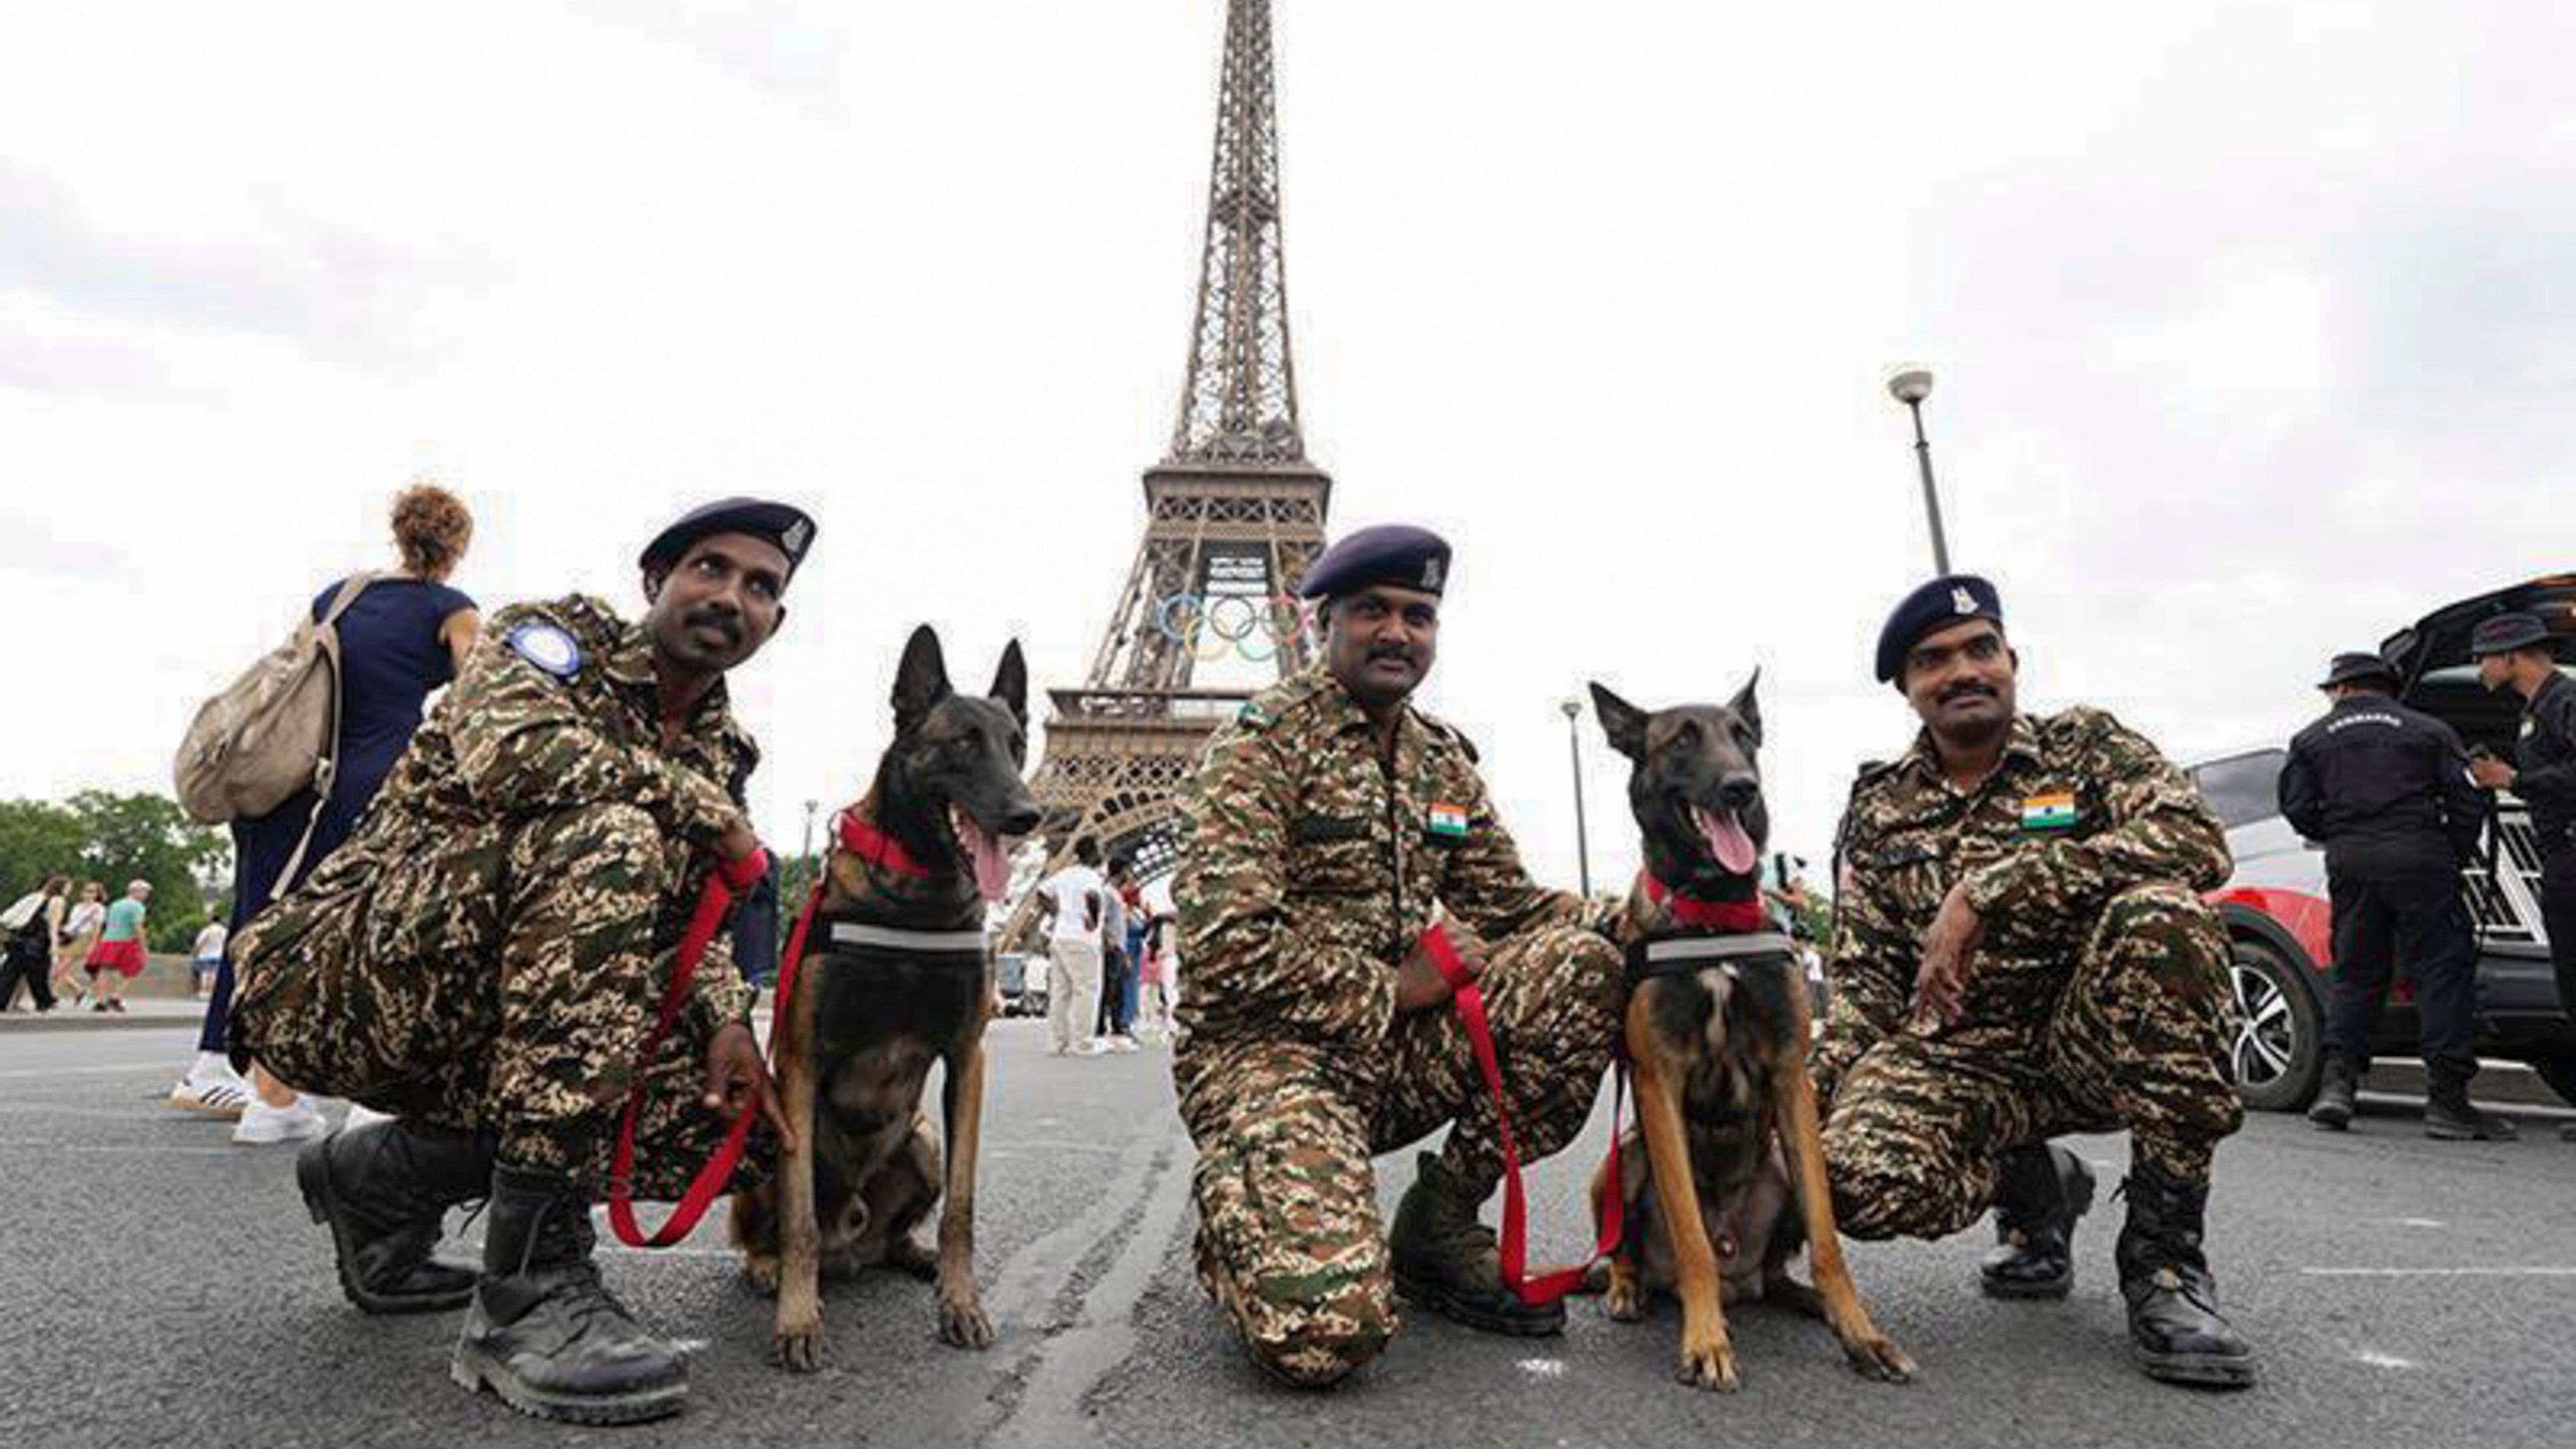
[231,498,814,1424]
[1173,525,1624,1388]
[1817,576,2256,1387]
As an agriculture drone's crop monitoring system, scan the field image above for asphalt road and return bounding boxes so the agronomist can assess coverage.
[3,1019,2571,1449]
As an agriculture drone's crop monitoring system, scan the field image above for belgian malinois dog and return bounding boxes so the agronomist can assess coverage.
[1587,675,1913,1392]
[734,626,1040,1369]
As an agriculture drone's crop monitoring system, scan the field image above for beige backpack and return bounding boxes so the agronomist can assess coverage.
[173,575,376,835]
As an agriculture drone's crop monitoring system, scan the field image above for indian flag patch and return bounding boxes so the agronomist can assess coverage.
[1427,803,1470,839]
[2020,792,2078,833]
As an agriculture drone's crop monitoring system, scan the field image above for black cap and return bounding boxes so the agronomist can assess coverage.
[1296,524,1451,600]
[2318,651,2400,690]
[1875,574,2003,684]
[639,497,817,585]
[2470,612,2550,658]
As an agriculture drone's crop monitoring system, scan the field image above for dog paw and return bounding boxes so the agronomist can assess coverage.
[1677,1333,1741,1392]
[772,1315,827,1373]
[742,1255,782,1296]
[1604,1275,1649,1323]
[1844,1333,1916,1384]
[938,1295,994,1350]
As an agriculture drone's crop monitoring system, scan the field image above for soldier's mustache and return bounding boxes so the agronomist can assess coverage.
[1938,683,1997,704]
[685,608,743,642]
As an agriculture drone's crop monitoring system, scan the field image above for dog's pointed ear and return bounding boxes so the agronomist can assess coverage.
[893,624,952,733]
[990,640,1030,726]
[1588,682,1647,760]
[1730,668,1763,745]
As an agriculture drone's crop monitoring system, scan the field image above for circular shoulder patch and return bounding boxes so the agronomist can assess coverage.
[507,622,584,680]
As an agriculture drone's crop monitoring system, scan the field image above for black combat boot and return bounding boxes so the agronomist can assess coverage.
[1387,1152,1564,1337]
[2114,1161,2257,1388]
[449,1164,689,1425]
[2422,1059,2519,1141]
[2306,1056,2359,1132]
[1979,1142,2095,1299]
[296,1118,491,1313]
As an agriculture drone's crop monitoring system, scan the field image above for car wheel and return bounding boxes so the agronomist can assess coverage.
[2229,938,2323,1112]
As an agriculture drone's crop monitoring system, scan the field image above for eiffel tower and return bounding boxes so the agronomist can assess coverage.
[1003,0,1330,944]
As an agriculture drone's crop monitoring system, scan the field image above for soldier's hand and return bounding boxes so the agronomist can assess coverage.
[1395,920,1488,1011]
[1911,882,1985,1027]
[2470,756,2517,791]
[703,1021,787,1136]
[717,815,762,866]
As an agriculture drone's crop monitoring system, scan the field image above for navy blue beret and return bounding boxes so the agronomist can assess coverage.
[2470,612,2550,658]
[1875,573,2003,684]
[641,497,817,584]
[1296,524,1451,600]
[2318,652,2400,690]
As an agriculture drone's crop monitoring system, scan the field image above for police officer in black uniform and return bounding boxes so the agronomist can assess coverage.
[2469,612,2576,1144]
[2279,652,2507,1138]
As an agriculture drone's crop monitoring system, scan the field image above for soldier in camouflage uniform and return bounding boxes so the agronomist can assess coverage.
[231,497,814,1426]
[1818,574,2255,1388]
[1173,525,1624,1388]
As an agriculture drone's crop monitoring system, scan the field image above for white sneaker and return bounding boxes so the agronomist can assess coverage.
[233,1096,325,1145]
[1112,1036,1140,1053]
[1072,1040,1107,1057]
[168,1069,255,1120]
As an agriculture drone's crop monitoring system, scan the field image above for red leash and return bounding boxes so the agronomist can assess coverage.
[607,853,825,1249]
[1421,925,1625,1306]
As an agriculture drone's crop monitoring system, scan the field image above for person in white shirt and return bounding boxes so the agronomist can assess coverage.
[1035,837,1107,1056]
[190,921,229,999]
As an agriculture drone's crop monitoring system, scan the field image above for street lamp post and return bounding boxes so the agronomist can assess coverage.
[1886,366,1951,575]
[801,799,819,866]
[1560,699,1592,897]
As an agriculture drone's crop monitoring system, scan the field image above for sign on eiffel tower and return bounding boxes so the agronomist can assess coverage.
[1007,0,1330,938]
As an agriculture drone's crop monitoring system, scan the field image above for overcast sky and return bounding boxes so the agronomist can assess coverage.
[5,1,2572,896]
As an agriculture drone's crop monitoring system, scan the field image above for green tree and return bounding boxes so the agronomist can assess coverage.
[0,799,87,901]
[62,791,231,952]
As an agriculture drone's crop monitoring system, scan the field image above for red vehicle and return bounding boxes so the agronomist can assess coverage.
[2187,575,2576,1113]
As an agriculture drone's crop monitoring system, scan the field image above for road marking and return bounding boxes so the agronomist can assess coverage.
[2354,1350,2418,1369]
[2304,1267,2576,1277]
[0,1060,176,1081]
[1517,1358,1568,1379]
[2382,1218,2446,1229]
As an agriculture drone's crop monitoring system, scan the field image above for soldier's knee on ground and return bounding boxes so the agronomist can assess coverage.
[2094,882,2229,977]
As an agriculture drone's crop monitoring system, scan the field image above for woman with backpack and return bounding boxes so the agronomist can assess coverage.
[173,484,481,1142]
[0,875,70,1012]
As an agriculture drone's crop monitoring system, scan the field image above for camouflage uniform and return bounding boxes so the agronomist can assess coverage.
[1173,665,1623,1386]
[231,595,758,1196]
[1817,708,2243,1242]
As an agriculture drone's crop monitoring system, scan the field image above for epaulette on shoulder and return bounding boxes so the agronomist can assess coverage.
[1847,758,1894,799]
[1420,714,1479,763]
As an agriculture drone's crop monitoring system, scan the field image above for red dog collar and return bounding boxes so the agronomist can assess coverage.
[1640,872,1767,933]
[836,809,934,880]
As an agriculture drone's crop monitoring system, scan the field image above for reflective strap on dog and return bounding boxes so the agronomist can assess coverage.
[608,857,821,1250]
[1624,930,1798,988]
[1422,924,1625,1307]
[826,922,989,954]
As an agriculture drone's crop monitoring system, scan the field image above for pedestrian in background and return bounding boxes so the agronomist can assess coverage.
[2280,651,2509,1139]
[190,919,229,1000]
[51,881,105,1006]
[176,483,481,1142]
[1095,856,1139,1052]
[0,875,70,1012]
[1035,837,1106,1056]
[83,880,152,1013]
[1136,910,1178,1044]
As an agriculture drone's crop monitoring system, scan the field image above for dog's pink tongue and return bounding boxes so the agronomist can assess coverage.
[954,816,1016,904]
[1693,805,1759,875]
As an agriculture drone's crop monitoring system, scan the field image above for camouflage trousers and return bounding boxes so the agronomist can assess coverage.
[1822,882,2243,1241]
[1176,923,1622,1388]
[230,802,748,1198]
